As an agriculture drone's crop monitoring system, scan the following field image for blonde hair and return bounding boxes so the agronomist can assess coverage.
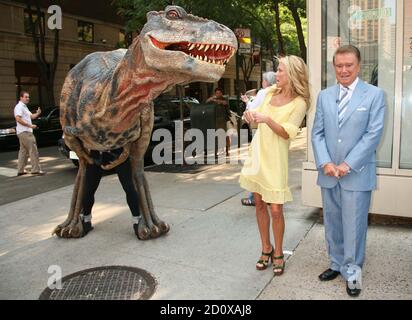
[268,55,311,108]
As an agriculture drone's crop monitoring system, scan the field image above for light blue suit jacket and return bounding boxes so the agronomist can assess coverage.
[311,79,386,191]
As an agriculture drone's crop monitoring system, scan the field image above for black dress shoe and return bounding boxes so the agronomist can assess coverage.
[318,268,340,281]
[346,281,361,297]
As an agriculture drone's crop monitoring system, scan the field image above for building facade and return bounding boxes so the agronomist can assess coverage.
[303,0,412,218]
[0,0,129,120]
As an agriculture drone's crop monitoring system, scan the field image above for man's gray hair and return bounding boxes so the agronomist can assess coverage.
[262,71,276,86]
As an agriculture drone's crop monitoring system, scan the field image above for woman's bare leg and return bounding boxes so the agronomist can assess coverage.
[254,193,272,253]
[269,203,285,264]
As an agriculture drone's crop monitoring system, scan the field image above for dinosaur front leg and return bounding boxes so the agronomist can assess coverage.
[52,158,88,238]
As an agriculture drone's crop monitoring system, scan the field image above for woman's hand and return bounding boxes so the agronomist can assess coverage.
[243,111,255,124]
[253,112,269,124]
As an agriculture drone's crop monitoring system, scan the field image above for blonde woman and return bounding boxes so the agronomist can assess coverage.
[239,55,310,275]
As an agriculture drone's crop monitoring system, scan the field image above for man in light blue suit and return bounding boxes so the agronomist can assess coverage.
[311,45,386,297]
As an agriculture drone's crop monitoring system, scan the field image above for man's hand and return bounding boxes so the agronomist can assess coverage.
[336,162,351,177]
[36,107,41,115]
[323,163,339,178]
[31,124,38,129]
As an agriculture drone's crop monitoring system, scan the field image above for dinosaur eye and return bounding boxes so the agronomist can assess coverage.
[167,10,180,19]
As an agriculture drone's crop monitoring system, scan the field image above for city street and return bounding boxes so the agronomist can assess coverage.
[0,145,78,205]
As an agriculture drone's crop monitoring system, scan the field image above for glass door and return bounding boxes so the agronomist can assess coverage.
[322,0,397,169]
[400,0,412,171]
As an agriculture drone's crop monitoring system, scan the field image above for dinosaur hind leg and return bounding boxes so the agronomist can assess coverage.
[131,159,170,240]
[52,158,87,238]
[141,172,170,235]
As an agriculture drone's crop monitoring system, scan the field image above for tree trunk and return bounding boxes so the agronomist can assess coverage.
[273,0,285,55]
[286,0,307,62]
[26,0,59,107]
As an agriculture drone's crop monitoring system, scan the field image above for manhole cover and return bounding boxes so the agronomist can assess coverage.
[39,266,156,300]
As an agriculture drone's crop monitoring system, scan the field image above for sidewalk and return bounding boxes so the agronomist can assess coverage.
[0,129,410,300]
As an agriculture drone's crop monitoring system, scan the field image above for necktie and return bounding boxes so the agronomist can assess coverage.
[338,87,350,128]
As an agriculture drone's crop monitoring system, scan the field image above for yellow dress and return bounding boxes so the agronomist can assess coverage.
[239,92,307,204]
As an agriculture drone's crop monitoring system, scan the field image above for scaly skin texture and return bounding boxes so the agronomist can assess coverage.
[53,6,237,239]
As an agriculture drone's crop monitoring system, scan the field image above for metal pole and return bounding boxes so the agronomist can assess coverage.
[177,85,186,165]
[236,40,241,149]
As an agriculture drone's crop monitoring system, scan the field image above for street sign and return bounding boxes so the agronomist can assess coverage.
[234,28,250,39]
[235,28,251,54]
[239,43,251,54]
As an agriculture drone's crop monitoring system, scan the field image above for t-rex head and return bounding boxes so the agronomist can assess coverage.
[140,5,237,83]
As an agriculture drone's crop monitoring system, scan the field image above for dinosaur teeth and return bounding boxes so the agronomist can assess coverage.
[204,45,210,51]
[188,43,195,51]
[216,44,220,51]
[198,44,205,51]
[210,44,215,50]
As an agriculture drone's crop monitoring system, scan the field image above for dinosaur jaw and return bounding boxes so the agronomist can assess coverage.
[148,35,235,66]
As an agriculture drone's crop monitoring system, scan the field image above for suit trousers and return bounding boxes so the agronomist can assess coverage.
[321,184,371,280]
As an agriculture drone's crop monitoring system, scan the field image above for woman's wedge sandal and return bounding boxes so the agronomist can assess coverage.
[256,247,274,270]
[272,254,285,276]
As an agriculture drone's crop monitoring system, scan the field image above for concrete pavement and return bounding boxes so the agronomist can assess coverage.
[0,129,410,300]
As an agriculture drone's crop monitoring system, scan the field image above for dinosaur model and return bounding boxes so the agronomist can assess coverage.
[53,5,237,239]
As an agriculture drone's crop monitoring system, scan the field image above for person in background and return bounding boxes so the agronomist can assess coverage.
[14,91,45,176]
[240,71,277,206]
[206,87,233,156]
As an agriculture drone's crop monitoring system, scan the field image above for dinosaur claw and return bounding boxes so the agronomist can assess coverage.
[150,225,160,238]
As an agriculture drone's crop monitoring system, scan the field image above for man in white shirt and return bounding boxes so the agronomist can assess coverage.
[14,91,45,176]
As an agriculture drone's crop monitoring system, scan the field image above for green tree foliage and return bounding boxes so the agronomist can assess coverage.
[113,0,306,59]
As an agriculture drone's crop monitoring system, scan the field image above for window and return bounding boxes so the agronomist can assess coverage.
[15,61,47,109]
[24,9,45,35]
[400,0,412,169]
[322,0,397,168]
[78,21,94,43]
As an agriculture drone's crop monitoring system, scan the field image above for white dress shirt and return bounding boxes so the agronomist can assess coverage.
[14,101,33,134]
[339,77,359,102]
